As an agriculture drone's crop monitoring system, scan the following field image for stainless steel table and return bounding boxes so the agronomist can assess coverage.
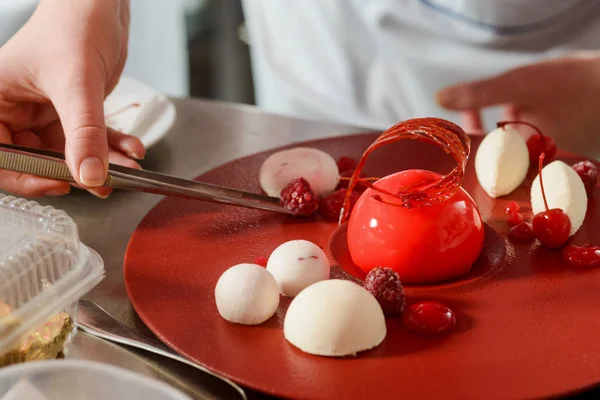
[32,98,362,399]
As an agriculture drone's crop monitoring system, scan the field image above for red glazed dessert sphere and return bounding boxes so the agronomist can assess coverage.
[347,170,484,285]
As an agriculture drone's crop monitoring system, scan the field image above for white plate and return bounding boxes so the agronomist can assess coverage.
[104,77,177,149]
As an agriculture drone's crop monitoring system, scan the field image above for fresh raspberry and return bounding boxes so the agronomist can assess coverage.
[253,256,268,267]
[363,267,405,316]
[280,177,319,216]
[572,160,597,197]
[507,211,524,226]
[336,156,356,173]
[319,189,359,221]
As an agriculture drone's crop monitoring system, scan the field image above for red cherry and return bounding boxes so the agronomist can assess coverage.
[403,301,456,335]
[509,222,536,242]
[505,200,520,214]
[336,156,356,173]
[526,135,557,165]
[496,121,556,164]
[563,244,600,268]
[532,210,571,248]
[507,212,524,226]
[347,170,484,284]
[531,153,571,248]
[252,256,268,267]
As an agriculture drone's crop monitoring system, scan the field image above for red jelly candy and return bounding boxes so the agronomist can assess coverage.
[403,301,456,335]
[563,244,600,268]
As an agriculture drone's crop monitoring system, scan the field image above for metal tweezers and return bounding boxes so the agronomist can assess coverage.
[0,143,294,215]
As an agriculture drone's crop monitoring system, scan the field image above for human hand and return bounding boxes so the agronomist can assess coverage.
[0,0,145,198]
[437,52,600,159]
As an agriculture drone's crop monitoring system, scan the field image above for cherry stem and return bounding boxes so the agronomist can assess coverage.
[538,152,549,211]
[497,120,544,138]
[105,102,140,119]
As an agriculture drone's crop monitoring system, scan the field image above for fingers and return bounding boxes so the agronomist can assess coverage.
[460,110,485,134]
[0,125,70,197]
[12,130,44,148]
[437,67,534,111]
[109,147,141,170]
[41,121,145,160]
[503,104,520,121]
[43,68,109,188]
[107,128,145,159]
[86,149,141,199]
[38,121,141,198]
[0,171,71,198]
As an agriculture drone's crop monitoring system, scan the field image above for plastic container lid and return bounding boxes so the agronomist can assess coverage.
[0,195,105,358]
[0,360,192,400]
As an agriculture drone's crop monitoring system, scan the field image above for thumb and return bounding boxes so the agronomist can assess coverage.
[437,66,535,111]
[47,70,109,187]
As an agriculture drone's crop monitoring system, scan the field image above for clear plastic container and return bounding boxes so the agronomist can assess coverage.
[0,360,192,400]
[0,195,105,366]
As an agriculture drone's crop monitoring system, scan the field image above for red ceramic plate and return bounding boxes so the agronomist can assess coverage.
[124,133,600,400]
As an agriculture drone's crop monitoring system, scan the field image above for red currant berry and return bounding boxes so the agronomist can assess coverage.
[507,212,524,226]
[505,200,520,214]
[403,301,456,335]
[253,256,268,267]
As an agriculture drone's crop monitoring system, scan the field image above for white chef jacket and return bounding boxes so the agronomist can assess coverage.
[242,0,600,131]
[2,1,600,132]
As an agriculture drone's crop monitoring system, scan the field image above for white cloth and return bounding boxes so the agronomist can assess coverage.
[242,0,600,131]
[0,0,189,97]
